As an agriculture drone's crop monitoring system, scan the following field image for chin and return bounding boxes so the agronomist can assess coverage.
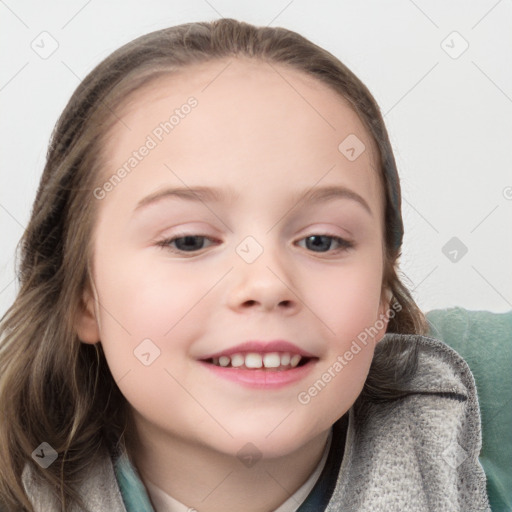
[208,419,325,461]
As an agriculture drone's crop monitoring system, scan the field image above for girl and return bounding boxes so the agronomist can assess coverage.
[0,19,490,512]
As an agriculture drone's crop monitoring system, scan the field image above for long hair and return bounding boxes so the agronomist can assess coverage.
[0,18,427,510]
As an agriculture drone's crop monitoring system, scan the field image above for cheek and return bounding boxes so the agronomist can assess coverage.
[91,251,214,381]
[294,255,384,421]
[92,256,213,429]
[303,255,384,344]
[95,249,206,330]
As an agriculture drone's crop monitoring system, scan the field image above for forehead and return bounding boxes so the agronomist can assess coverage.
[115,57,375,145]
[101,57,382,213]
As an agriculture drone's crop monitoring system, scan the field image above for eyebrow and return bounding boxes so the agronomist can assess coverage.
[134,184,372,216]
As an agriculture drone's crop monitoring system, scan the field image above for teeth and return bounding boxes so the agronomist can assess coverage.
[231,353,244,367]
[290,354,301,367]
[209,352,306,369]
[245,353,263,368]
[219,356,230,367]
[263,353,281,368]
[280,353,291,366]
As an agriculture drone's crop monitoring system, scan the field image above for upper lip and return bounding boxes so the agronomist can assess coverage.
[199,340,317,360]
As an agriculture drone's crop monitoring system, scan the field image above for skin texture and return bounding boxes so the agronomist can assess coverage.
[77,57,390,512]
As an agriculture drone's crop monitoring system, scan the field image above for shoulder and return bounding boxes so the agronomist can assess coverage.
[333,334,490,511]
[21,449,126,512]
[379,333,478,398]
[365,334,485,471]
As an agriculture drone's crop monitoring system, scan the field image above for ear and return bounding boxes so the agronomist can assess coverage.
[75,283,100,344]
[375,286,392,344]
[379,287,392,316]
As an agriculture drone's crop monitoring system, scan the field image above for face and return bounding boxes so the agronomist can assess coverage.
[77,57,389,460]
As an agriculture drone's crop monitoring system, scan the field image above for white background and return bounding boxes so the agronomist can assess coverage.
[1,0,511,317]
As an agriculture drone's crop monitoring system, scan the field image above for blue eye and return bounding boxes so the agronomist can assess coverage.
[158,235,216,253]
[296,234,353,253]
[157,233,353,255]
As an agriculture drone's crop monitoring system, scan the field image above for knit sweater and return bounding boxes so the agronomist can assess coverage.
[21,334,491,511]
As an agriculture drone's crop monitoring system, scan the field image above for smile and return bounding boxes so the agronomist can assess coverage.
[206,352,308,371]
[198,340,318,389]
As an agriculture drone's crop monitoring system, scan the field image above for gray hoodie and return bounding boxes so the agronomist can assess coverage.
[21,334,491,511]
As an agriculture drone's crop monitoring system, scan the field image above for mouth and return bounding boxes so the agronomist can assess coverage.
[202,352,313,372]
[197,340,318,388]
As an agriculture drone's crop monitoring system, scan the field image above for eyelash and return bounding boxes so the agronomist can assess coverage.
[156,232,354,256]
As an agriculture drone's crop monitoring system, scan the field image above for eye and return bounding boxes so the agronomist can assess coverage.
[156,232,353,255]
[157,234,218,253]
[296,234,353,253]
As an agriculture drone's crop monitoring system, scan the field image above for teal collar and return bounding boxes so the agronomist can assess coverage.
[113,451,155,511]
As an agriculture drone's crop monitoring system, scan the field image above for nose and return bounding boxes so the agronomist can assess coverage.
[226,245,301,315]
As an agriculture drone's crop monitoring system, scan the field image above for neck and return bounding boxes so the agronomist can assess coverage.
[129,416,331,512]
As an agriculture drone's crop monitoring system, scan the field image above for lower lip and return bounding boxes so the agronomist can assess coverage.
[198,360,316,389]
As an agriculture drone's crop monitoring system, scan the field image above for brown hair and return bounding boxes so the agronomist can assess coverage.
[0,18,427,510]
